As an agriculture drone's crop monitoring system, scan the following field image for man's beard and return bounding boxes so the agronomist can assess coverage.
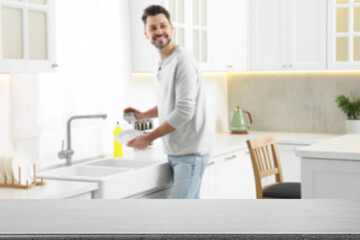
[151,37,172,50]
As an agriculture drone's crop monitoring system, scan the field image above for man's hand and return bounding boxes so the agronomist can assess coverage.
[126,134,152,150]
[123,107,145,121]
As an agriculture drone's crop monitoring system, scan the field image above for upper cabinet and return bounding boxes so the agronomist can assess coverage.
[328,0,360,69]
[0,0,56,73]
[168,0,210,69]
[129,0,163,73]
[250,0,327,71]
[210,0,247,71]
[130,0,359,72]
[130,0,212,72]
[130,0,247,72]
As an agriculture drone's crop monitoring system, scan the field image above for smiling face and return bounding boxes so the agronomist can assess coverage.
[144,13,174,50]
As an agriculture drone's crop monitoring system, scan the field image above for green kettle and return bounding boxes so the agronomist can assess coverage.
[230,106,253,134]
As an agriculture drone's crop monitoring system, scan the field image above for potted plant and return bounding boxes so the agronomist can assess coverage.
[335,92,360,134]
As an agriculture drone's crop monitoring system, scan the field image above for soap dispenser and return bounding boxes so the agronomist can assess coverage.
[113,122,123,158]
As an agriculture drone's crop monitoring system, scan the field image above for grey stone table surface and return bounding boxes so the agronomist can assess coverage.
[0,199,359,234]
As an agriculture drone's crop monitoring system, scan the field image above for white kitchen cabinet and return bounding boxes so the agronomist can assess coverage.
[217,153,242,199]
[136,187,171,199]
[200,157,217,198]
[66,192,92,199]
[130,0,211,72]
[165,0,211,70]
[277,144,303,182]
[250,0,327,71]
[210,0,247,71]
[129,0,164,73]
[200,149,255,199]
[297,135,360,199]
[328,0,360,69]
[201,143,305,200]
[237,149,256,199]
[0,0,56,72]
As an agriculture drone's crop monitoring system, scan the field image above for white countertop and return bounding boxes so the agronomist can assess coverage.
[296,134,360,160]
[0,199,359,234]
[0,131,337,199]
[0,179,98,199]
[124,131,338,160]
[210,131,337,157]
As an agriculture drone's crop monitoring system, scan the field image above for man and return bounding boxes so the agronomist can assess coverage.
[124,5,212,199]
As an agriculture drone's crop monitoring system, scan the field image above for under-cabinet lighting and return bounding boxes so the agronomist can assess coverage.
[132,72,228,79]
[227,70,360,75]
[132,73,154,79]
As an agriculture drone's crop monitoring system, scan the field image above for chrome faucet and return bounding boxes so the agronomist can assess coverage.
[58,114,107,166]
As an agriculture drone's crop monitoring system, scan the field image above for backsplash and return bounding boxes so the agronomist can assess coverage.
[2,0,360,170]
[129,73,229,135]
[228,72,360,134]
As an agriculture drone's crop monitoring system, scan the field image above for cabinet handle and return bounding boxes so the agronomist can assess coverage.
[207,161,215,166]
[227,65,233,68]
[288,64,292,68]
[224,155,237,161]
[52,64,58,68]
[282,64,286,68]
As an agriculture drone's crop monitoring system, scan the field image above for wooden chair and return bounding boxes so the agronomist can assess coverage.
[246,136,301,199]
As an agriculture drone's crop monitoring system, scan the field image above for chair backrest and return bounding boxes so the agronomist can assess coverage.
[246,135,284,199]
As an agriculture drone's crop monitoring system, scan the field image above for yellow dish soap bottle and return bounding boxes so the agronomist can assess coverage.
[113,122,123,158]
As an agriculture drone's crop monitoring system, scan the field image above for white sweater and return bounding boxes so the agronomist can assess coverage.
[155,46,212,156]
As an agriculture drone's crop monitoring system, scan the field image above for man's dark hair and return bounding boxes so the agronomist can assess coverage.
[142,5,171,26]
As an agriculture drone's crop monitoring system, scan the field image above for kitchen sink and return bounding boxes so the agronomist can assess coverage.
[38,158,172,199]
[38,165,130,181]
[85,158,159,169]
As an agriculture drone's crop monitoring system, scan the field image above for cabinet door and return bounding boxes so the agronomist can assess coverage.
[328,0,360,69]
[129,0,164,73]
[0,0,56,72]
[166,0,211,71]
[277,144,304,182]
[217,153,241,199]
[288,0,326,70]
[200,158,217,199]
[250,0,326,71]
[237,149,256,199]
[201,150,255,199]
[250,0,288,71]
[131,0,210,72]
[210,0,247,71]
[191,0,210,70]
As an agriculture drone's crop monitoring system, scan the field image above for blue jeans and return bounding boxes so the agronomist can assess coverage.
[167,153,210,199]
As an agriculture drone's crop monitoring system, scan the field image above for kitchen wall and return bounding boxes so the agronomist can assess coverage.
[6,0,132,169]
[128,73,229,134]
[1,0,228,169]
[228,72,360,134]
[0,74,12,151]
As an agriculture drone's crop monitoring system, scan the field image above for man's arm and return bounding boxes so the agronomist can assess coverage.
[142,106,158,119]
[124,106,158,121]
